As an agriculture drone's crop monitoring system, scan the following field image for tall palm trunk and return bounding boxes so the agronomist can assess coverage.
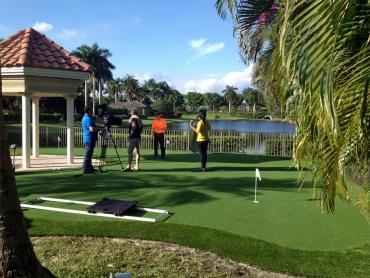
[228,100,231,115]
[0,68,54,277]
[114,91,118,103]
[92,75,96,115]
[98,79,102,105]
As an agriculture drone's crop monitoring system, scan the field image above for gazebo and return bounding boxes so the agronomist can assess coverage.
[0,27,91,169]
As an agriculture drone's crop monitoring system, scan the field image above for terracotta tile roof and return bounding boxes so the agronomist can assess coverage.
[0,27,91,73]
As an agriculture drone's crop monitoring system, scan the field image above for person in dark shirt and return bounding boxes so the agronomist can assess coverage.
[122,109,143,172]
[81,106,102,174]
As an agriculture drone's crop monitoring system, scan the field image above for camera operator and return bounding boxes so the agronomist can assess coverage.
[82,106,103,174]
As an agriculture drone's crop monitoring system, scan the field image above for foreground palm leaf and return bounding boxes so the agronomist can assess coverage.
[277,0,370,211]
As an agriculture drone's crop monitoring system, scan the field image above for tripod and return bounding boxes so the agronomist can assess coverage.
[98,127,124,172]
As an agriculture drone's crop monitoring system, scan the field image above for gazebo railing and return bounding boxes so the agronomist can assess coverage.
[6,126,294,157]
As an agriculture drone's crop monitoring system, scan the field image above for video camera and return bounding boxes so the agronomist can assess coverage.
[97,105,123,129]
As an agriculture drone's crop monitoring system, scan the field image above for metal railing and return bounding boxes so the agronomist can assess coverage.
[6,126,294,157]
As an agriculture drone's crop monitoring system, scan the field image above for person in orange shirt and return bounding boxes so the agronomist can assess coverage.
[151,112,168,159]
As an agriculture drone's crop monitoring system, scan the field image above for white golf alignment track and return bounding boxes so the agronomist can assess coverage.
[21,197,169,223]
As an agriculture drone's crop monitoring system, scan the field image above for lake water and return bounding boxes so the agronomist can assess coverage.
[167,119,296,133]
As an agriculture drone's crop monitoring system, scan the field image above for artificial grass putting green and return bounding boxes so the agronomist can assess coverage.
[16,148,370,277]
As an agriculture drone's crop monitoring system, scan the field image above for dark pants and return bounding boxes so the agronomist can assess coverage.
[83,141,96,172]
[154,133,166,158]
[198,141,209,169]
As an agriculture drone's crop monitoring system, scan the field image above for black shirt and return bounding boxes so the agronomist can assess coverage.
[128,117,143,139]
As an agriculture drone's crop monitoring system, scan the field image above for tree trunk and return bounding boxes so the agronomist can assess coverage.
[98,79,102,105]
[0,71,55,277]
[92,75,96,115]
[115,92,118,103]
[229,100,231,115]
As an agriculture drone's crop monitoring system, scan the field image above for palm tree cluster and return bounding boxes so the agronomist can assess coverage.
[73,43,115,114]
[185,86,264,115]
[217,0,370,211]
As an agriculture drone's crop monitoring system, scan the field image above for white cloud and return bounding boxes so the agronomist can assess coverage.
[187,38,225,63]
[189,39,207,49]
[183,64,254,93]
[131,16,141,24]
[32,22,53,32]
[134,72,173,87]
[58,28,84,39]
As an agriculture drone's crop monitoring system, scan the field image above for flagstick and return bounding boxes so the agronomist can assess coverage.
[253,175,259,203]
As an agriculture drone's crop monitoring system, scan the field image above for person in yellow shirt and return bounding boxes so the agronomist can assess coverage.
[151,112,168,159]
[190,111,211,171]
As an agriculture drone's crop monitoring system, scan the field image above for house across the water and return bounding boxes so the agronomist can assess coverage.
[109,101,150,116]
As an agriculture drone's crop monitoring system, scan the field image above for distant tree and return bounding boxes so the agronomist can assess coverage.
[242,87,263,107]
[203,93,221,117]
[121,75,139,107]
[151,99,173,114]
[222,85,238,115]
[166,90,184,112]
[142,79,160,101]
[185,92,203,112]
[106,78,121,103]
[73,43,115,109]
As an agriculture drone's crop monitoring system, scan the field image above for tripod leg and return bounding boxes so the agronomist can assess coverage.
[110,134,124,170]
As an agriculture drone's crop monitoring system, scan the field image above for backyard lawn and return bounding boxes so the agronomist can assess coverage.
[16,148,370,277]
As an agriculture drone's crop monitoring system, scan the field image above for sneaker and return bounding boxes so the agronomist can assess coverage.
[121,166,132,172]
[132,166,140,171]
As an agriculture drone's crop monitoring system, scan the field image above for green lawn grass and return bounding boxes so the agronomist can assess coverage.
[16,148,370,277]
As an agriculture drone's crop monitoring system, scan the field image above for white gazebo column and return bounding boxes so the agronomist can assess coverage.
[32,96,40,158]
[22,95,31,168]
[66,96,75,164]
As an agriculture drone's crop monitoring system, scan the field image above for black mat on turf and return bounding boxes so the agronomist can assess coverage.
[87,198,137,216]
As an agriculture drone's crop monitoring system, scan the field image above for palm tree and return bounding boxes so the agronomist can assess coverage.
[216,0,280,114]
[203,93,218,117]
[222,85,238,115]
[121,75,139,108]
[0,47,54,277]
[106,78,121,103]
[167,90,183,112]
[73,43,115,111]
[143,79,160,101]
[276,0,370,211]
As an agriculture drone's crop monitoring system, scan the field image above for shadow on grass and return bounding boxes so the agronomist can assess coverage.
[16,168,304,208]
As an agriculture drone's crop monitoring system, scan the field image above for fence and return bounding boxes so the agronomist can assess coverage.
[6,126,294,157]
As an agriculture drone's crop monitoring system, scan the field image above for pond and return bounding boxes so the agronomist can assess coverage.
[167,119,296,133]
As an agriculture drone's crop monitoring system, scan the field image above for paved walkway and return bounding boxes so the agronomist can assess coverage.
[13,155,96,172]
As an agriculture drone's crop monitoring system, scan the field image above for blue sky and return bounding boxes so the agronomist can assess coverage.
[0,0,253,93]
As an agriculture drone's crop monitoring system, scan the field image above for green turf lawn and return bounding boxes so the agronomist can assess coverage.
[16,148,370,277]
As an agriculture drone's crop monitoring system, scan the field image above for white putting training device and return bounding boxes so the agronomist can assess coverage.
[21,197,169,223]
[253,168,261,203]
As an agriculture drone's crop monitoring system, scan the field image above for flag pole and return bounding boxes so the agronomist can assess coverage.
[253,168,260,203]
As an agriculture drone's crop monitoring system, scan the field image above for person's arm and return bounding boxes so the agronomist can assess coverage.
[190,120,196,132]
[163,119,167,132]
[87,117,103,132]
